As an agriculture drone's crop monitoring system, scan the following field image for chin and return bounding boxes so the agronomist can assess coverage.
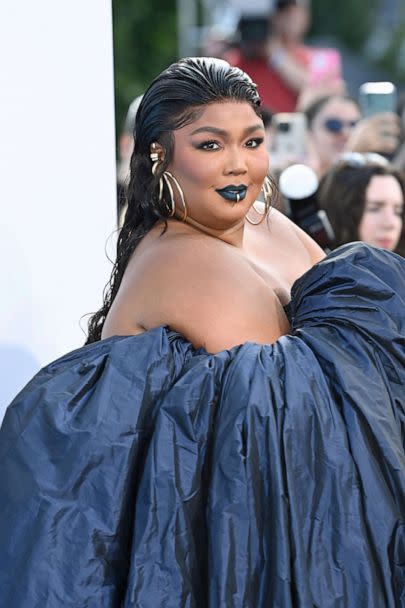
[205,206,249,230]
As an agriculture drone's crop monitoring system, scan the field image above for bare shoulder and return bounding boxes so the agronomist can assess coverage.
[267,208,326,264]
[123,230,290,352]
[129,228,225,284]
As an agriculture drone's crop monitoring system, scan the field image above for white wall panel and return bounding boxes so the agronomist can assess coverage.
[0,1,117,420]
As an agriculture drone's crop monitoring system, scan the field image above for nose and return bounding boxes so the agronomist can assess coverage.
[223,146,248,175]
[339,125,353,142]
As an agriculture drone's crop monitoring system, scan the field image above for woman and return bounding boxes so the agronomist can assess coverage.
[318,155,405,256]
[305,94,400,177]
[91,57,324,353]
[0,58,404,607]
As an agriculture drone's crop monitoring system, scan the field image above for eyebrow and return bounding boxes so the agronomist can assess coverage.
[190,124,265,137]
[366,200,404,207]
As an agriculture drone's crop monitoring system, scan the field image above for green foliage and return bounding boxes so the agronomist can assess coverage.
[112,0,405,146]
[309,0,405,88]
[310,0,379,50]
[372,15,405,85]
[113,0,177,138]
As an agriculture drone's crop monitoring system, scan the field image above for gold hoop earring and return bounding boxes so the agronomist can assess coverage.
[246,176,273,225]
[162,171,187,221]
[150,143,172,216]
[150,143,188,220]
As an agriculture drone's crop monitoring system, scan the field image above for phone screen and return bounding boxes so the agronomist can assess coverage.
[308,49,341,85]
[269,113,307,168]
[359,82,397,117]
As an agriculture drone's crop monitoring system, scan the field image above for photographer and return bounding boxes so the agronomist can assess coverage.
[225,1,312,112]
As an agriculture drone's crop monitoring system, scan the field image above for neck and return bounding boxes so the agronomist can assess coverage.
[179,214,246,247]
[274,34,296,48]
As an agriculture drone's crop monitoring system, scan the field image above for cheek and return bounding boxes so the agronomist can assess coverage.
[312,129,330,150]
[176,157,216,186]
[393,216,404,237]
[358,213,376,240]
[252,150,270,181]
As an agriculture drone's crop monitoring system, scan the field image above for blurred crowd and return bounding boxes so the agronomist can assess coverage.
[117,0,405,256]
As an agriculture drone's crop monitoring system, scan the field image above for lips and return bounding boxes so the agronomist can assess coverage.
[376,238,394,249]
[215,184,248,202]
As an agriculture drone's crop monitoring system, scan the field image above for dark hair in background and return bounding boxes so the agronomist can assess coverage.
[86,57,262,344]
[318,162,405,256]
[304,95,361,129]
[395,91,405,146]
[396,90,405,122]
[275,0,309,10]
[238,16,270,44]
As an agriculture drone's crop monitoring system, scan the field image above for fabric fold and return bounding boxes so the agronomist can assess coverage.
[0,243,404,607]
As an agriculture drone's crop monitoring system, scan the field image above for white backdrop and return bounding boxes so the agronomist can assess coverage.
[0,1,117,421]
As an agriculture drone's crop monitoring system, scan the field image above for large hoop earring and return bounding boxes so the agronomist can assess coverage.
[150,143,188,220]
[162,171,187,221]
[246,176,273,225]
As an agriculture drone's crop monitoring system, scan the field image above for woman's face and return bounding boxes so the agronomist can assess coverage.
[273,6,310,42]
[166,101,269,230]
[310,98,361,170]
[358,174,404,250]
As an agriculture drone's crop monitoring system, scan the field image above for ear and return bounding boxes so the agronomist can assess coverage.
[150,142,165,163]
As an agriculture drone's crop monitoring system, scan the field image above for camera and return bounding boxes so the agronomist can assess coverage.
[277,121,291,133]
[279,164,335,251]
[238,16,270,43]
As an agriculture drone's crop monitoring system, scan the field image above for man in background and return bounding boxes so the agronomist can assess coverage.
[225,0,342,113]
[116,95,143,224]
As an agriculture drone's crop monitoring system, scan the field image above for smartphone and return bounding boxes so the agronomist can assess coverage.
[308,48,342,85]
[359,82,397,117]
[270,113,307,164]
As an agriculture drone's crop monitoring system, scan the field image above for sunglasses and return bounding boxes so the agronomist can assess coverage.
[323,118,359,134]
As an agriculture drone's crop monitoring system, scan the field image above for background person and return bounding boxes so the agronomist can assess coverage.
[116,95,143,223]
[305,94,400,177]
[225,0,338,113]
[318,155,405,255]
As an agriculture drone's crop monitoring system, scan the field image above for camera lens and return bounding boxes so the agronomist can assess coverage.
[278,122,290,133]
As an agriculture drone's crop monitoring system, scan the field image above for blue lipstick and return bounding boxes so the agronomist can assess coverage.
[216,184,247,202]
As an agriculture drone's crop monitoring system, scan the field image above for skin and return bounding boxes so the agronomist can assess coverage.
[309,97,362,174]
[102,101,325,352]
[272,5,310,45]
[268,7,310,92]
[358,175,403,251]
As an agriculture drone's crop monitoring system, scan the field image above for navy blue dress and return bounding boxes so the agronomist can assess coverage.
[0,243,404,607]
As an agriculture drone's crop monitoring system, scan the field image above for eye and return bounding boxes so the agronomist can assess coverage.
[395,207,404,217]
[245,137,265,148]
[364,202,382,213]
[196,140,221,151]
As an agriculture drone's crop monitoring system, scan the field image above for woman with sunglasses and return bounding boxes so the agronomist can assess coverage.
[305,94,400,176]
[0,58,404,607]
[318,154,405,255]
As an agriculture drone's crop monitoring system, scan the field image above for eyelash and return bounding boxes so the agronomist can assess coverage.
[196,137,264,151]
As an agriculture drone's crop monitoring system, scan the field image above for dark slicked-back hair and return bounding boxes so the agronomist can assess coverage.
[86,57,262,343]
